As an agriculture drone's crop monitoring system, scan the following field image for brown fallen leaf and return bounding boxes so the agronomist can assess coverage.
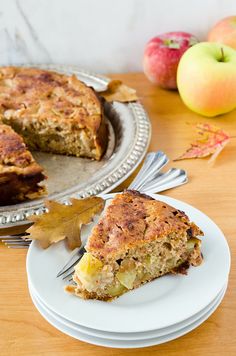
[100,80,138,102]
[26,197,105,250]
[174,123,230,163]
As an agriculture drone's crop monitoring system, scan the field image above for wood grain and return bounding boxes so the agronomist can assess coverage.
[0,73,235,356]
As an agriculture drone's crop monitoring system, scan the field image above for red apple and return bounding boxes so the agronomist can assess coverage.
[143,32,198,89]
[208,16,236,50]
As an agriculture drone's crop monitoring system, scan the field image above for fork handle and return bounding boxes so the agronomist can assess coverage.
[128,151,187,194]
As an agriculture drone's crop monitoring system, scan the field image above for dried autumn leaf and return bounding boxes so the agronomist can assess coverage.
[100,80,138,102]
[174,123,230,162]
[26,197,105,250]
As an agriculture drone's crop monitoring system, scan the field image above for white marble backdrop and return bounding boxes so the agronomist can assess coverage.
[0,0,236,73]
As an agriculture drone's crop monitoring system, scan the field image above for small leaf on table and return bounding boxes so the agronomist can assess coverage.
[100,80,138,102]
[26,197,105,250]
[174,123,230,163]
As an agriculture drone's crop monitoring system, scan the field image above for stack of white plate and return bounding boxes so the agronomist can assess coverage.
[26,194,230,348]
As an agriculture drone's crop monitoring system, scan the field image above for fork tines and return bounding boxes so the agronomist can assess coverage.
[56,246,86,279]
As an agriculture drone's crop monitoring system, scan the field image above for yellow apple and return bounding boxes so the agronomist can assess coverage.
[177,42,236,117]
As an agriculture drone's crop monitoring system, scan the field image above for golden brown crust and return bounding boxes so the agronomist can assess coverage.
[86,190,203,260]
[0,123,38,170]
[0,123,46,205]
[0,66,107,160]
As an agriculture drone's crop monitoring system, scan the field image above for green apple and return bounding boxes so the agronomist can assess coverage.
[177,42,236,117]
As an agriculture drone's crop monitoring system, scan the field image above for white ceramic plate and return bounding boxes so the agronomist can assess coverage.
[26,193,231,333]
[29,279,227,341]
[29,283,227,349]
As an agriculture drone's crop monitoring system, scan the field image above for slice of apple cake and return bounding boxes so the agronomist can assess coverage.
[66,190,203,301]
[0,123,47,205]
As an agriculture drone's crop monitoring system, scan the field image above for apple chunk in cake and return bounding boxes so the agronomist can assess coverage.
[66,190,203,301]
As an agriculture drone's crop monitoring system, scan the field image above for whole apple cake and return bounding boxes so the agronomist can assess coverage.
[0,123,46,205]
[0,66,108,205]
[66,190,203,301]
[0,66,107,160]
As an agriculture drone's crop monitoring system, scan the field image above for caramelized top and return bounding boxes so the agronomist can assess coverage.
[0,66,103,134]
[86,190,203,259]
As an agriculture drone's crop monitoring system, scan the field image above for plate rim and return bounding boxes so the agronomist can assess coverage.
[0,64,151,227]
[29,278,227,340]
[26,193,231,333]
[28,281,227,348]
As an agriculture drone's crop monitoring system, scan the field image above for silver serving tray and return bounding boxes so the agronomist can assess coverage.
[0,65,151,228]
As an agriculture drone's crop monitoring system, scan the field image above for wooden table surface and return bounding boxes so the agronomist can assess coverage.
[0,73,235,356]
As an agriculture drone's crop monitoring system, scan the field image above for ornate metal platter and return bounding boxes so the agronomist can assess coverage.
[0,65,151,228]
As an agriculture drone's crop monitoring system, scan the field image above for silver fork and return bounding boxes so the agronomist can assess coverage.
[0,151,187,251]
[0,234,31,248]
[56,151,187,281]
